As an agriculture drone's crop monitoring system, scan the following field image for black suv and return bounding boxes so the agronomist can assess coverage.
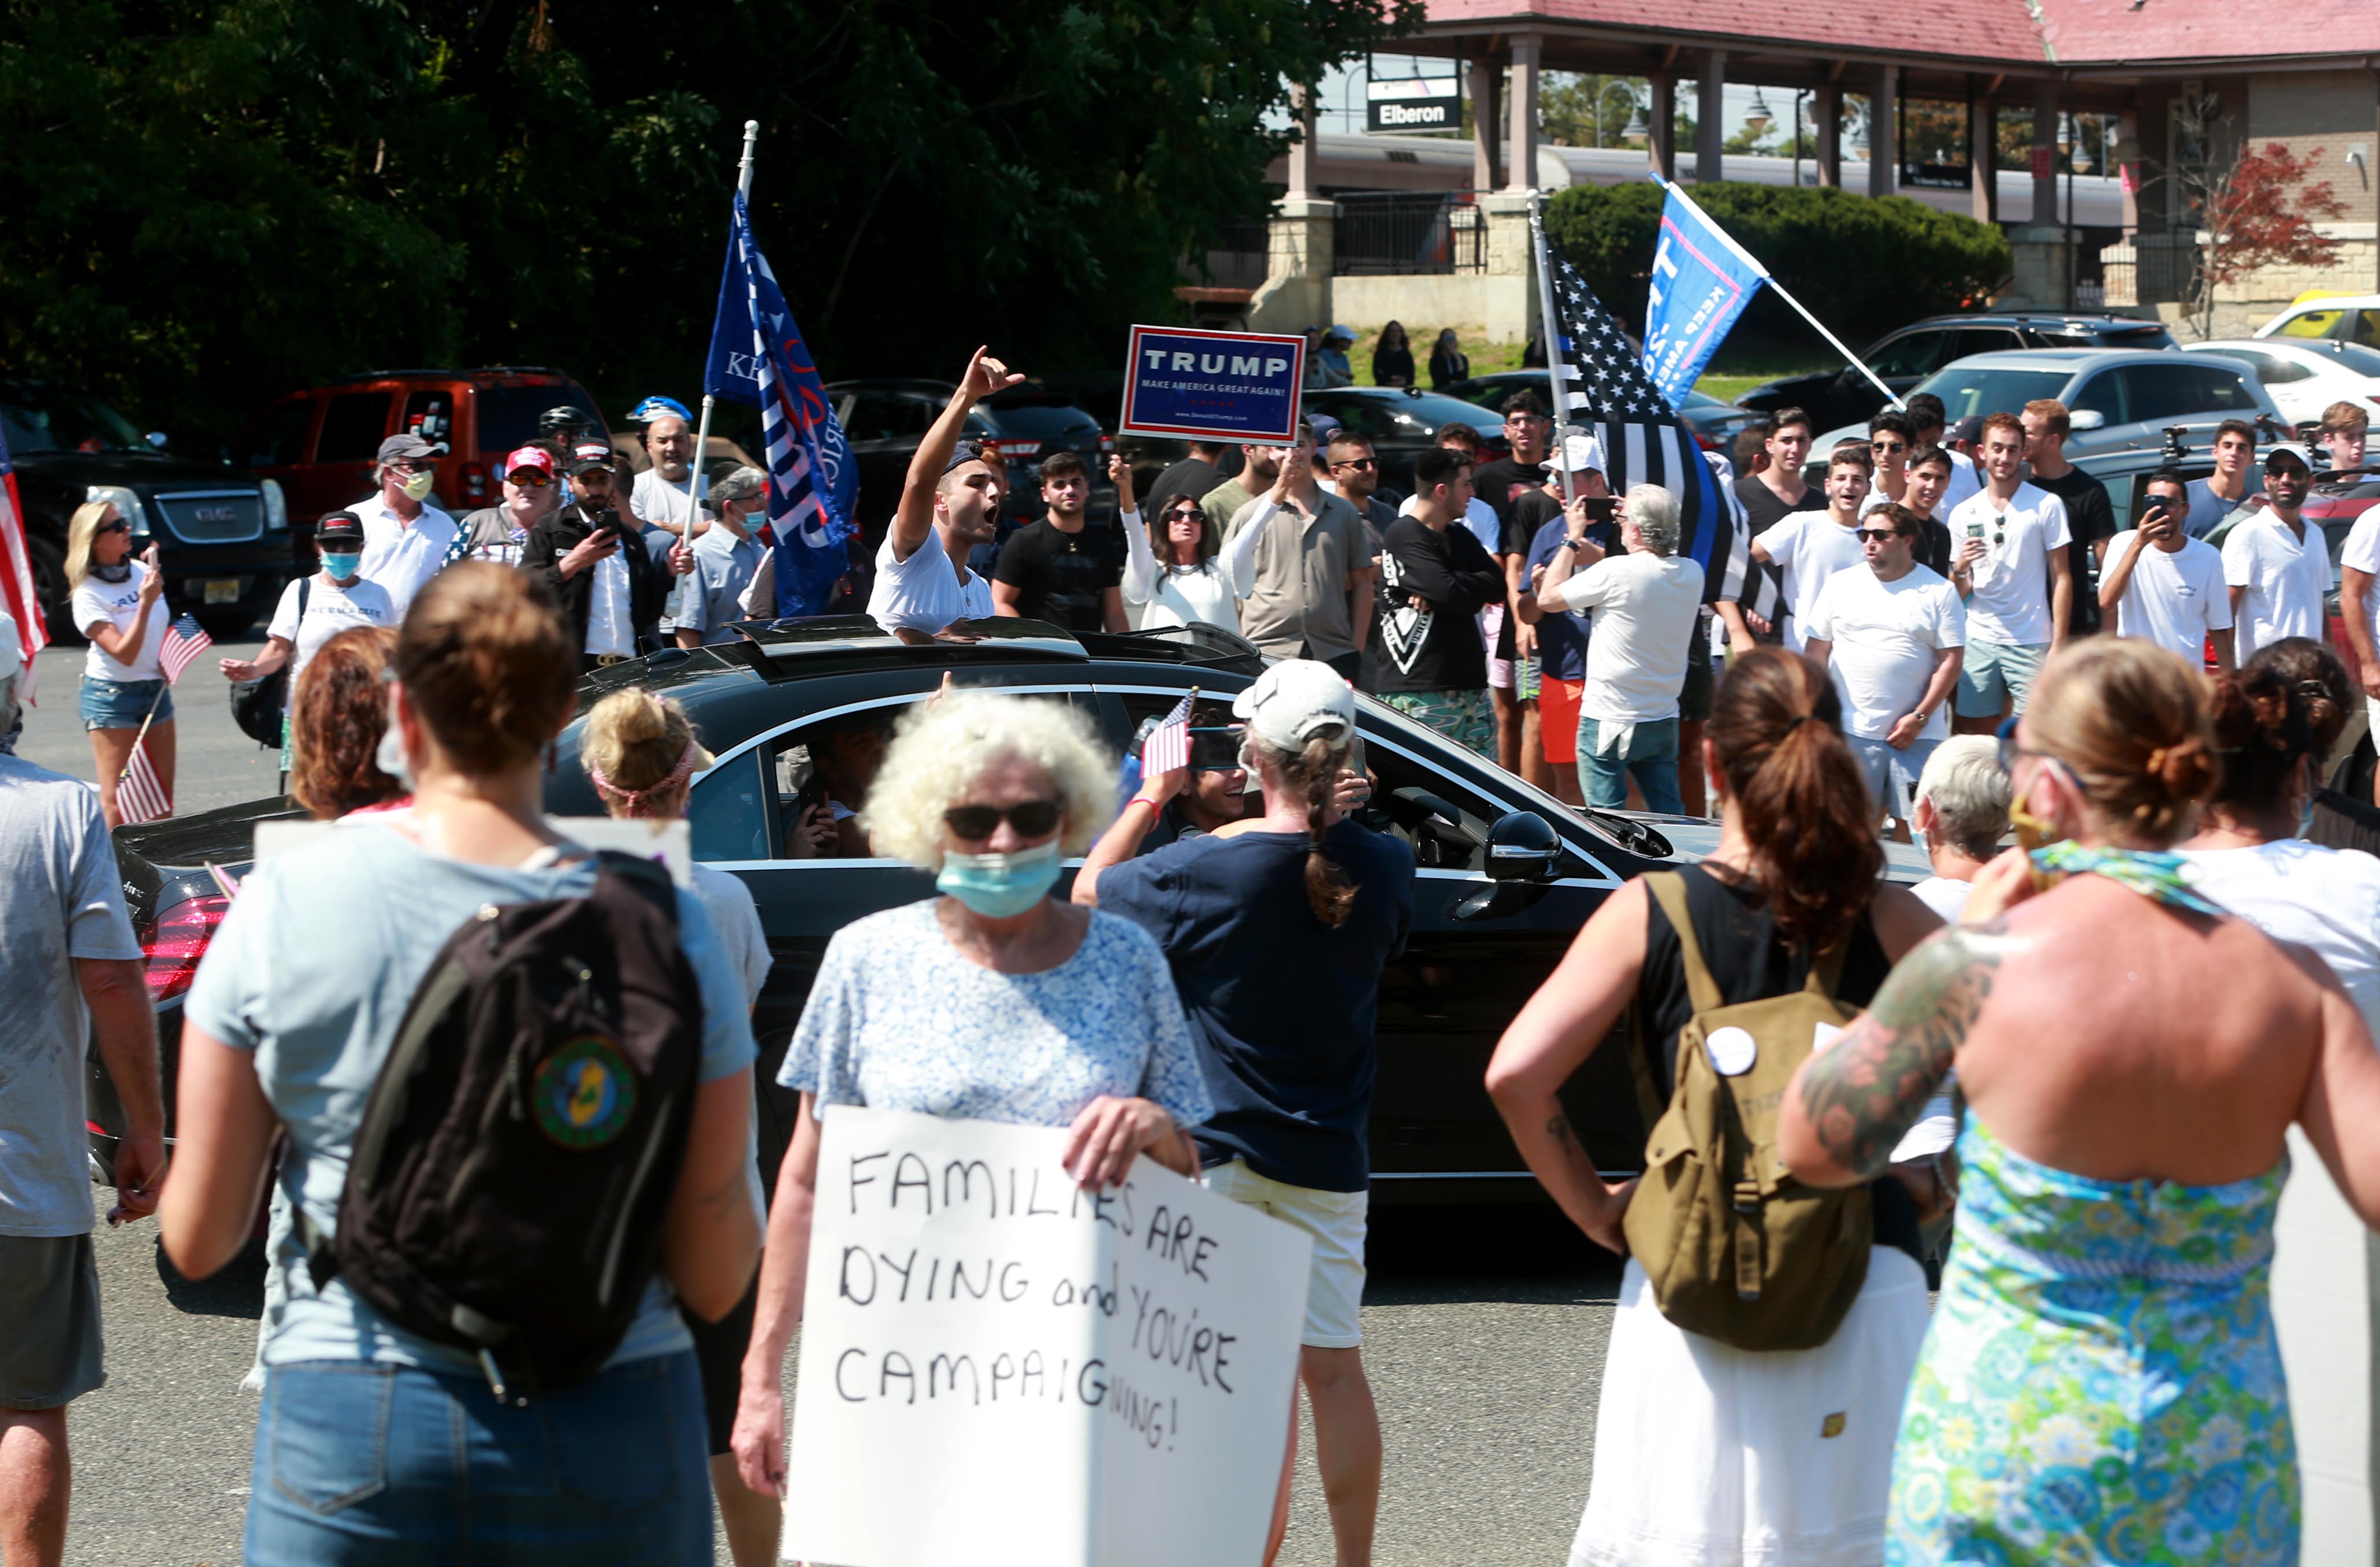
[5,380,292,638]
[1736,313,2177,432]
[94,619,1932,1199]
[827,378,1115,547]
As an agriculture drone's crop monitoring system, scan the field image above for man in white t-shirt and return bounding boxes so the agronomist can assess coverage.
[2185,420,2258,539]
[867,351,1013,638]
[352,433,459,620]
[2224,446,2329,660]
[1946,413,2072,734]
[2337,465,2380,806]
[630,411,711,541]
[1802,502,1966,835]
[1745,441,1872,652]
[2100,469,2234,671]
[1534,482,1703,814]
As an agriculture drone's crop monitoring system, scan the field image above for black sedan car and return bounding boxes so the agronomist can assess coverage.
[1297,387,1502,495]
[90,618,1922,1199]
[1441,370,1760,455]
[5,378,294,638]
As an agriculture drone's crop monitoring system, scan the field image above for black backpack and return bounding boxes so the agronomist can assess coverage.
[304,850,705,1403]
[230,576,307,748]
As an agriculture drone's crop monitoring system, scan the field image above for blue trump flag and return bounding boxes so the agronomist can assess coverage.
[1640,178,1769,407]
[704,191,857,618]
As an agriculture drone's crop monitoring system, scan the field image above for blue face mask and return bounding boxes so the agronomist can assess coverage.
[322,552,362,580]
[936,840,1062,919]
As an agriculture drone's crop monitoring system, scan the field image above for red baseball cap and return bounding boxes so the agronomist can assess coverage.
[504,445,555,479]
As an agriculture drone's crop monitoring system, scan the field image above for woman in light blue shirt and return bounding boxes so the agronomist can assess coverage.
[161,563,761,1565]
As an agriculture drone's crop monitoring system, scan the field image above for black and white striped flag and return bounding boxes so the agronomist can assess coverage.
[1536,232,1776,620]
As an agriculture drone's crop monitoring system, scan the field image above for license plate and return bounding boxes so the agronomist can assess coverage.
[202,578,241,604]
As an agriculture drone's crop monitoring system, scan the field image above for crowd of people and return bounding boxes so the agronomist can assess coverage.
[13,332,2380,1567]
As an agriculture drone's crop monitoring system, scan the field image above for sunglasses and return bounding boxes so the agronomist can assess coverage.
[1870,439,1907,454]
[943,799,1063,841]
[508,469,552,487]
[1333,456,1378,470]
[1854,528,1910,543]
[97,518,131,536]
[1161,505,1203,522]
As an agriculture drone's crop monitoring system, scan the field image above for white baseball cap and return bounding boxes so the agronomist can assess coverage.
[1542,433,1606,476]
[1232,660,1356,751]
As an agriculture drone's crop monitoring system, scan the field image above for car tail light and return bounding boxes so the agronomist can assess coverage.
[985,438,1042,462]
[1099,435,1116,455]
[462,461,490,502]
[144,894,230,1004]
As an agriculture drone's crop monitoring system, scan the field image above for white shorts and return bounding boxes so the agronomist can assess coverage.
[1203,1160,1367,1349]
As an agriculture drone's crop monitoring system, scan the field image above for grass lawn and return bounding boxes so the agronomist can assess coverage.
[1693,374,1775,403]
[1338,325,1819,409]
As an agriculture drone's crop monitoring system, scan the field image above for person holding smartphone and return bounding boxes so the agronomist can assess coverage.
[520,458,675,671]
[2099,469,2234,672]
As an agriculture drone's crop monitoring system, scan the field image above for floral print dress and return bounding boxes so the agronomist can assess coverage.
[1888,1117,2296,1566]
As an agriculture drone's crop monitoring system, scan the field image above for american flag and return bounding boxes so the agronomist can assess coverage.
[1535,221,1767,615]
[0,420,43,703]
[159,614,213,684]
[118,739,171,824]
[1140,693,1193,775]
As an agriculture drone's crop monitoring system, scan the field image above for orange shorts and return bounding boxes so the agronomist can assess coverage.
[1539,675,1584,764]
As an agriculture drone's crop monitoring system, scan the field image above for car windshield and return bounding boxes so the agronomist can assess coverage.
[979,396,1099,439]
[1910,366,2072,421]
[0,384,147,454]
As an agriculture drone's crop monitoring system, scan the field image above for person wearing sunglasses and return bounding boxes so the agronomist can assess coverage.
[350,432,459,621]
[1117,447,1267,632]
[733,690,1212,1501]
[1945,412,2073,736]
[1783,636,2380,1567]
[1800,503,1967,841]
[64,499,172,827]
[1861,409,1918,513]
[456,444,561,567]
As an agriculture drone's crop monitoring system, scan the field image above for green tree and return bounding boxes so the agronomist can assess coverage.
[0,0,1416,448]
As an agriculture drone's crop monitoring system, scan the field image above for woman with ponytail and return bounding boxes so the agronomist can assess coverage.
[1075,660,1416,1567]
[1778,636,2380,1566]
[1488,645,1942,1567]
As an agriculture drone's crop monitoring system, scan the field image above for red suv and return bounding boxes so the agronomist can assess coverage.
[231,367,609,544]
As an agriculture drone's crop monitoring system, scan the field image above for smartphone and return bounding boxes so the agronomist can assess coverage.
[1580,496,1618,523]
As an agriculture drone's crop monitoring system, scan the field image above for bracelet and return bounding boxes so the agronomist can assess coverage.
[1126,795,1165,811]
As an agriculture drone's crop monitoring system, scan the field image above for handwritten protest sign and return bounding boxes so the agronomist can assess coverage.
[782,1106,1314,1567]
[1120,325,1307,446]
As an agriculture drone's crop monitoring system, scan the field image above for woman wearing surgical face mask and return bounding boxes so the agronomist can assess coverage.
[219,513,396,789]
[730,691,1213,1501]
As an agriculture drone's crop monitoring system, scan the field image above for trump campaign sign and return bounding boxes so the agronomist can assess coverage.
[1120,327,1307,447]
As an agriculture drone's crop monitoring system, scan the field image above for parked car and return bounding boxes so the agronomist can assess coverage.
[2255,294,2380,351]
[84,615,1933,1198]
[1441,370,1761,456]
[2180,338,2380,433]
[1298,386,1503,495]
[1811,349,2284,528]
[1738,313,2178,433]
[231,367,609,550]
[3,378,292,638]
[827,378,1115,548]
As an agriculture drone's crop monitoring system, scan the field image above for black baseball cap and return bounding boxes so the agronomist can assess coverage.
[315,511,366,549]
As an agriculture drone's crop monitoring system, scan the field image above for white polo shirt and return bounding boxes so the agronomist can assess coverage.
[2222,511,2330,658]
[351,495,459,621]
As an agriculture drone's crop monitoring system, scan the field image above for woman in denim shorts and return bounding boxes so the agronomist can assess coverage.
[66,500,173,827]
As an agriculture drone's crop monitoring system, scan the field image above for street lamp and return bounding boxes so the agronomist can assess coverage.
[1746,87,1775,138]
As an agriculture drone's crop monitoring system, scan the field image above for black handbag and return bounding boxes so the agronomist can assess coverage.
[229,577,308,748]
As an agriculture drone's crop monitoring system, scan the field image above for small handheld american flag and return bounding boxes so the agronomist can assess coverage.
[159,614,213,685]
[117,740,172,824]
[1140,692,1194,775]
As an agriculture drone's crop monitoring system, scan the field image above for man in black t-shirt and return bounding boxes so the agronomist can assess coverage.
[1470,389,1552,531]
[1374,448,1507,758]
[2020,398,2118,636]
[1151,440,1232,510]
[991,449,1126,632]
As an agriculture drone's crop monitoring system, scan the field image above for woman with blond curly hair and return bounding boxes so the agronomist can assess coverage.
[728,689,1214,1500]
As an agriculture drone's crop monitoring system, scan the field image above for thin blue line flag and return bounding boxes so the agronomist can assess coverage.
[1641,179,1768,407]
[704,191,858,618]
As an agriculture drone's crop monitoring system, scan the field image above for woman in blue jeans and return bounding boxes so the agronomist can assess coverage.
[65,499,173,827]
[160,563,763,1565]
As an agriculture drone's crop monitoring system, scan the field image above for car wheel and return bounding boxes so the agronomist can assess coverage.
[196,612,256,641]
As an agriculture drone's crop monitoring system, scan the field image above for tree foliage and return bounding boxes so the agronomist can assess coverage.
[1543,179,2012,348]
[2193,141,2348,336]
[0,0,1414,447]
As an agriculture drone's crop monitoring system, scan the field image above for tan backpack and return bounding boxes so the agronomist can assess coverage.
[1621,872,1874,1352]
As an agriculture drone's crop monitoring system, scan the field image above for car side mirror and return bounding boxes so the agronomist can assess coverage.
[1486,810,1560,882]
[145,431,169,450]
[2066,409,2106,432]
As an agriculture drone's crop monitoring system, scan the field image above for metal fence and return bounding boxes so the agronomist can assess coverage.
[1332,191,1487,277]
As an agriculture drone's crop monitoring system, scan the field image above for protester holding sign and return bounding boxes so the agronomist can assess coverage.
[1117,455,1267,633]
[1076,660,1415,1567]
[733,691,1214,1500]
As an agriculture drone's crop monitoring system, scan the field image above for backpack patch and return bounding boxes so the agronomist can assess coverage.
[536,1036,638,1149]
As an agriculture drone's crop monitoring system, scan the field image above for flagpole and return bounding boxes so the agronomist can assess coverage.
[1654,175,1904,411]
[1526,195,1576,506]
[686,120,763,538]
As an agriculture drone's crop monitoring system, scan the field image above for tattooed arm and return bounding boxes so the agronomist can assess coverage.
[1779,922,2003,1187]
[1486,880,1652,1254]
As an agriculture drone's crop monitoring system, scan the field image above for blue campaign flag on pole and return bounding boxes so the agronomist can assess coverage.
[1640,178,1769,407]
[703,191,857,618]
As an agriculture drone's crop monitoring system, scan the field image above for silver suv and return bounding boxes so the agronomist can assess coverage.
[1813,350,2284,526]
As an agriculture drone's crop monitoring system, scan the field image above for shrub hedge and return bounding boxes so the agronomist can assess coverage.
[1541,181,2014,351]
